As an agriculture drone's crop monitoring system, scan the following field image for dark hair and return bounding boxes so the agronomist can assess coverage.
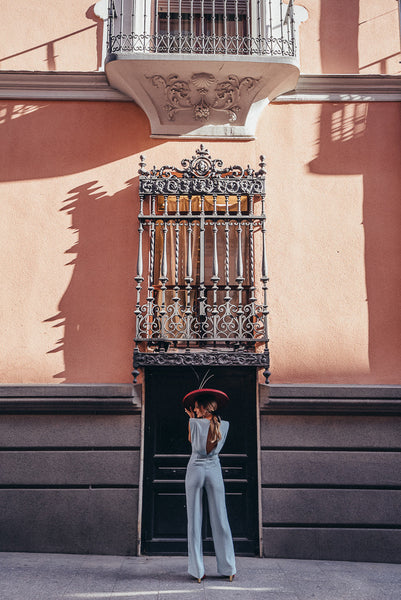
[195,393,219,411]
[195,395,221,443]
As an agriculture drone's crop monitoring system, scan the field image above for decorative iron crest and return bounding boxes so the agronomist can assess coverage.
[148,72,260,123]
[139,145,266,196]
[133,349,270,368]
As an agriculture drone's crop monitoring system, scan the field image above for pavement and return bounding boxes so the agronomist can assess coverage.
[0,553,400,600]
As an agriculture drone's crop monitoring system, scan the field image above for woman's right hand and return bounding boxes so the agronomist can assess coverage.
[185,407,195,418]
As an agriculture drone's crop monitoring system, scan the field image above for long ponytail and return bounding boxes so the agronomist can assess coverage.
[204,400,221,443]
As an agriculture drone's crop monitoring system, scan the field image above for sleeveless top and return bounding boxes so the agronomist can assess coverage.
[189,418,229,460]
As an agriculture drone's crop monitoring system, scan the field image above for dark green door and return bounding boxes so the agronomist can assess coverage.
[141,366,258,555]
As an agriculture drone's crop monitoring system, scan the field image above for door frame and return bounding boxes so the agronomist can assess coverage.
[139,365,262,556]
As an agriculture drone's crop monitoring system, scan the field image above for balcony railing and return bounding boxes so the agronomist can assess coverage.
[134,146,269,350]
[102,0,303,137]
[107,0,296,57]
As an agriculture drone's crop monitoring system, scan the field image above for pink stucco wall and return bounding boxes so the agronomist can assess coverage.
[0,1,102,71]
[1,1,400,74]
[300,0,401,74]
[0,98,400,384]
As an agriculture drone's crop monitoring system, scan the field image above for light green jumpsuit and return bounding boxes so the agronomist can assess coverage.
[185,417,236,579]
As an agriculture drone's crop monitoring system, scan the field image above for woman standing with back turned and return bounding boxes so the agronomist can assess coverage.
[183,388,236,583]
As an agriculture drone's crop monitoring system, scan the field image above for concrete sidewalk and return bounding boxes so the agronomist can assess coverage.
[0,553,400,600]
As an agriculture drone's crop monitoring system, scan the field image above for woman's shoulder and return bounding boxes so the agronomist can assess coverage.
[189,418,208,425]
[220,419,229,429]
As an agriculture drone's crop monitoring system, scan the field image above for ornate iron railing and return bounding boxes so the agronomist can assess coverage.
[107,0,295,57]
[134,146,269,354]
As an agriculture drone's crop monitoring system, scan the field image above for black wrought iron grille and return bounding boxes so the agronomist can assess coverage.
[134,146,269,352]
[107,0,295,56]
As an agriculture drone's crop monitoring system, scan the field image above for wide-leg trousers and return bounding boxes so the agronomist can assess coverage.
[185,456,236,579]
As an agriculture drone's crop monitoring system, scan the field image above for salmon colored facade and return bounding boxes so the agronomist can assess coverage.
[1,0,401,384]
[1,99,401,384]
[1,1,401,562]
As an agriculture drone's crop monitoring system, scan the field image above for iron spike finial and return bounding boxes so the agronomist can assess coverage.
[258,155,266,176]
[138,155,148,176]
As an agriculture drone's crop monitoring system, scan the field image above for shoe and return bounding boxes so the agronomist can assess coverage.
[196,575,205,583]
[228,574,235,582]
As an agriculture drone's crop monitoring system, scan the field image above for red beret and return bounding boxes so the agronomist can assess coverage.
[183,388,229,410]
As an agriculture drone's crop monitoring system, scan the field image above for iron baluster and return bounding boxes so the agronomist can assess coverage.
[178,0,182,52]
[261,195,268,344]
[171,219,181,341]
[173,221,180,302]
[148,204,156,339]
[118,0,123,48]
[256,0,262,49]
[290,0,295,56]
[143,0,148,51]
[131,0,136,49]
[167,0,171,51]
[211,219,220,342]
[268,0,272,53]
[246,0,251,52]
[185,221,193,343]
[235,0,239,54]
[248,192,256,304]
[224,215,231,303]
[201,0,205,52]
[199,195,206,321]
[260,191,270,382]
[190,0,194,53]
[188,191,193,216]
[236,219,244,340]
[213,194,217,217]
[107,1,115,54]
[248,218,256,303]
[159,218,169,340]
[154,0,158,45]
[135,220,144,338]
[224,0,227,52]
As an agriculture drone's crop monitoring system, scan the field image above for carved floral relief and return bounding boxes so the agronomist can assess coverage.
[147,72,260,123]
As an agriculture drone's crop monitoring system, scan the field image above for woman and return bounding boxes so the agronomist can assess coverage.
[183,388,236,583]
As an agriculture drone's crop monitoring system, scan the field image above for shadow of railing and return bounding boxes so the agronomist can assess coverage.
[310,2,401,381]
[45,179,139,382]
[1,5,104,70]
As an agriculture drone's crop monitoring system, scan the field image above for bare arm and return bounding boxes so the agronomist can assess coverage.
[185,408,194,442]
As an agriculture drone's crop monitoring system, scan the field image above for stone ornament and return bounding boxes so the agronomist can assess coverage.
[148,72,260,123]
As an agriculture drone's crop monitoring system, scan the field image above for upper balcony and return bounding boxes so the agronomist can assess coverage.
[103,1,305,138]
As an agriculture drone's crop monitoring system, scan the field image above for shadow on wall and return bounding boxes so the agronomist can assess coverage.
[45,180,139,382]
[0,100,156,182]
[320,0,359,74]
[0,4,103,71]
[0,98,162,382]
[309,0,401,381]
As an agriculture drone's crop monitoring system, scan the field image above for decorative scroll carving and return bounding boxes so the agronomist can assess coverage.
[135,301,267,343]
[140,176,264,196]
[133,349,270,368]
[148,72,260,123]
